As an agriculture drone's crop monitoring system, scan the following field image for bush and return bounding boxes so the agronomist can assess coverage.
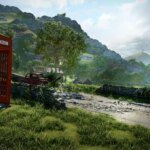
[11,83,66,109]
[63,83,99,94]
[43,72,62,87]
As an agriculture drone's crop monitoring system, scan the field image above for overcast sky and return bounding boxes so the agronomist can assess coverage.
[0,0,150,57]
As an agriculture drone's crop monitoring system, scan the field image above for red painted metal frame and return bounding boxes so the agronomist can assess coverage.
[0,34,12,105]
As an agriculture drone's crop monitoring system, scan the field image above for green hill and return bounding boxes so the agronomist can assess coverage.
[0,4,149,86]
[126,52,150,65]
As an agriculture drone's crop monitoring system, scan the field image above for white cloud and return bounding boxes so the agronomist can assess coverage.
[1,0,149,57]
[80,0,150,57]
[57,0,85,10]
[81,13,112,42]
[0,0,86,17]
[97,13,112,29]
[4,0,85,10]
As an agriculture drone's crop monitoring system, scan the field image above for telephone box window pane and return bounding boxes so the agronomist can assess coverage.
[0,52,8,96]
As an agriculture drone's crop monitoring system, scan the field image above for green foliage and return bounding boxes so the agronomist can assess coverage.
[57,13,66,17]
[63,83,99,94]
[43,72,58,81]
[73,62,91,79]
[43,72,61,87]
[0,22,37,73]
[13,32,36,72]
[0,24,14,37]
[12,24,28,32]
[92,55,108,69]
[36,21,86,70]
[73,54,150,86]
[1,103,149,150]
[1,7,149,87]
[12,53,20,71]
[12,84,65,109]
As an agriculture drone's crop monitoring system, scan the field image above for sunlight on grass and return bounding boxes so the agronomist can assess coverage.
[109,130,135,141]
[0,102,150,150]
[80,145,110,150]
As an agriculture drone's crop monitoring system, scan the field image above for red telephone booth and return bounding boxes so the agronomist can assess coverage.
[0,34,12,105]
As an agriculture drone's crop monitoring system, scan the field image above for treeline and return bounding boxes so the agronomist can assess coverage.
[96,84,150,103]
[73,55,150,87]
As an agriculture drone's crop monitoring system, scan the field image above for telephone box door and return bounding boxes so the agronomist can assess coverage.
[0,34,12,105]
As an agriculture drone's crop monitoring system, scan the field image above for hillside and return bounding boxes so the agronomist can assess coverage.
[126,52,150,65]
[0,4,149,86]
[38,14,126,63]
[0,5,127,63]
[0,4,21,13]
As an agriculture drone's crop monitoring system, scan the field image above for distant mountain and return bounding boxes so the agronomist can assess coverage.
[0,4,145,74]
[39,14,86,34]
[45,14,144,73]
[39,14,123,61]
[125,52,150,65]
[0,4,21,13]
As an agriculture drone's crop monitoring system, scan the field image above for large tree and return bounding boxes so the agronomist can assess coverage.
[36,21,86,70]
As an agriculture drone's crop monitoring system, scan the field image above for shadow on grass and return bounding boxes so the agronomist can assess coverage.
[11,83,66,110]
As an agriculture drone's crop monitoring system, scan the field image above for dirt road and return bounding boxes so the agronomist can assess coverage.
[64,93,150,128]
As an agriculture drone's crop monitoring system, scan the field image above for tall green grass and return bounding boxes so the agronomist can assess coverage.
[0,100,150,150]
[63,83,99,94]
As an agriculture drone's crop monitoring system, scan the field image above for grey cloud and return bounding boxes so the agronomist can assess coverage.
[120,0,150,57]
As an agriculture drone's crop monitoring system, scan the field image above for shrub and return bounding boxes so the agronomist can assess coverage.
[11,83,66,109]
[63,83,99,94]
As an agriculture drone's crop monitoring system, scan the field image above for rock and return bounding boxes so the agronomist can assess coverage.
[53,92,85,100]
[57,98,64,102]
[72,101,78,105]
[98,100,103,102]
[117,110,121,112]
[0,104,8,109]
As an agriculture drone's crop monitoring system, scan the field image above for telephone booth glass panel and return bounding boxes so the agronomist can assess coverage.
[0,34,12,105]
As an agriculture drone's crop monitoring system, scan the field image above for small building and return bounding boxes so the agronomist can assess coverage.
[34,66,63,75]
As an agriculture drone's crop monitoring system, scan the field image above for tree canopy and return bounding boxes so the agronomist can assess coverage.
[36,21,86,69]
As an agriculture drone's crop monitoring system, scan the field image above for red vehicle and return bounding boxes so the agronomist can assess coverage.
[22,73,49,86]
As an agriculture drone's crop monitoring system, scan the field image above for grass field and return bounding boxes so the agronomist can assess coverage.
[0,100,150,150]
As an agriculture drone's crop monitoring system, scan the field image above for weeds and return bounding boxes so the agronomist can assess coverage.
[0,101,150,150]
[63,83,99,94]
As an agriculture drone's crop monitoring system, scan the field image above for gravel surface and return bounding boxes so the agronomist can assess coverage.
[55,92,150,128]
